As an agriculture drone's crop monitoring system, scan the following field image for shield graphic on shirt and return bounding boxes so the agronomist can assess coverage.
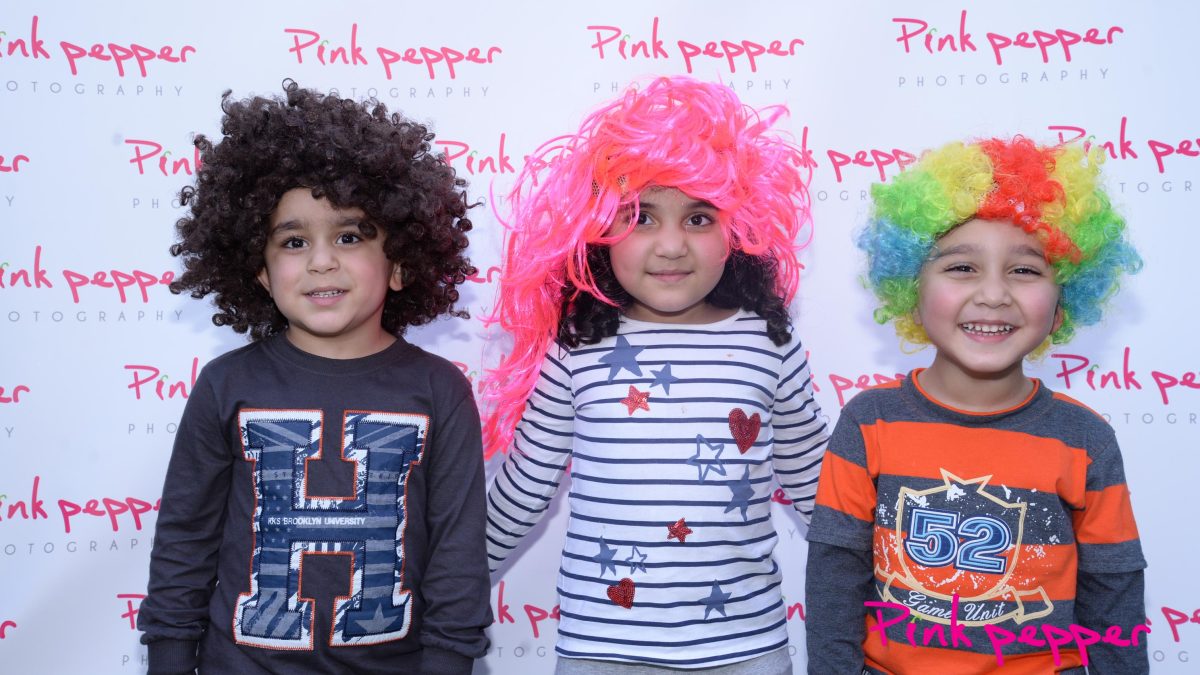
[875,469,1053,626]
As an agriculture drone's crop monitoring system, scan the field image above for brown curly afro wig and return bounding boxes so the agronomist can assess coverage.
[169,79,475,339]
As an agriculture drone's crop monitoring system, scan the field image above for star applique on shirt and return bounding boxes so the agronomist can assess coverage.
[600,336,644,381]
[688,434,726,481]
[355,604,398,632]
[700,581,732,620]
[625,545,648,574]
[650,363,680,394]
[621,385,651,415]
[667,518,693,543]
[725,466,754,521]
[594,537,619,577]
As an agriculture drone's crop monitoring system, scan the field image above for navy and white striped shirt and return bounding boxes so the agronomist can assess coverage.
[486,310,828,668]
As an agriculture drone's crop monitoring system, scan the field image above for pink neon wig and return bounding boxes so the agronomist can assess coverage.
[482,76,812,457]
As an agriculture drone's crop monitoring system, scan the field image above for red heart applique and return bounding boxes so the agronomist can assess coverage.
[728,408,761,454]
[607,578,635,609]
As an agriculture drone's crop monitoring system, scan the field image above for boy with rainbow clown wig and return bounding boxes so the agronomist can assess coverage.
[484,76,828,672]
[806,137,1148,673]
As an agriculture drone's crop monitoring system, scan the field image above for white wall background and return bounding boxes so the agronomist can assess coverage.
[1,1,1197,671]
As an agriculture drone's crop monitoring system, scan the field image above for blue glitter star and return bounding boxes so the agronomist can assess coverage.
[625,545,648,574]
[724,466,754,521]
[650,363,680,394]
[700,581,732,619]
[687,434,726,482]
[599,336,644,381]
[594,537,619,577]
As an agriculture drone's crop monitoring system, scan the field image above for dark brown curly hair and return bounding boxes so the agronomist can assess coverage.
[557,246,792,348]
[169,79,476,339]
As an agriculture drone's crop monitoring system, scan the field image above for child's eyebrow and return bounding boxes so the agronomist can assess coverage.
[1010,244,1047,259]
[268,220,303,234]
[928,243,1046,260]
[335,216,368,229]
[637,199,718,210]
[927,243,976,260]
[268,216,366,234]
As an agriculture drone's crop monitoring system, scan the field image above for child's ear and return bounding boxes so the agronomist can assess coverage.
[1051,303,1064,334]
[389,263,404,292]
[256,268,272,296]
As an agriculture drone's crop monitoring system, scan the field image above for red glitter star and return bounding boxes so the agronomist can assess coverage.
[620,385,651,415]
[666,518,692,543]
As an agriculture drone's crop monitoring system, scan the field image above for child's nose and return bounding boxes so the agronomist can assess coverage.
[654,223,688,258]
[974,271,1012,306]
[307,242,339,272]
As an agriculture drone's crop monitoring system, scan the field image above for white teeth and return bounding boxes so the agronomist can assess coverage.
[961,322,1013,335]
[308,290,344,298]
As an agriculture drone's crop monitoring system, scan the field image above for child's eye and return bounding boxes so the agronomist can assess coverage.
[685,214,715,229]
[944,263,974,273]
[281,237,307,249]
[634,212,653,228]
[1012,266,1043,276]
[336,232,363,245]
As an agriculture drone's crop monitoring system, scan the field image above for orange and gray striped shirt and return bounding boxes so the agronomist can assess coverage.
[806,371,1146,674]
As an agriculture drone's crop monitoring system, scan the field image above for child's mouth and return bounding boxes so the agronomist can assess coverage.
[960,322,1014,336]
[306,289,347,305]
[650,271,689,282]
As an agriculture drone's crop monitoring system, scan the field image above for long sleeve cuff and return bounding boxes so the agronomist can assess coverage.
[145,638,198,675]
[805,541,872,673]
[419,645,475,675]
[1076,570,1149,673]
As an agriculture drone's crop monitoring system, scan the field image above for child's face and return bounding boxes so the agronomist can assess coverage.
[608,186,730,324]
[257,188,403,358]
[916,217,1063,382]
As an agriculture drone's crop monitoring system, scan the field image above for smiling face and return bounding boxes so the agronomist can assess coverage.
[916,217,1064,399]
[607,186,732,324]
[257,188,403,359]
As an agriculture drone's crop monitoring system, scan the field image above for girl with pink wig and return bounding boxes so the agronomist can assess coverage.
[483,76,827,673]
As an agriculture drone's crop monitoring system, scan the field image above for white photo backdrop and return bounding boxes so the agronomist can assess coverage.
[1,1,1197,671]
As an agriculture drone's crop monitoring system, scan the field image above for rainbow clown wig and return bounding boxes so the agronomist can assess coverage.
[859,136,1140,350]
[483,76,812,456]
